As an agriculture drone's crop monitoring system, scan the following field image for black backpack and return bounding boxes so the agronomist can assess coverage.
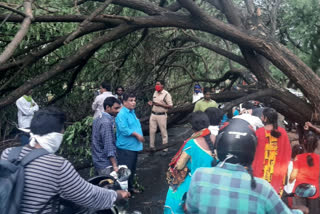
[0,146,49,214]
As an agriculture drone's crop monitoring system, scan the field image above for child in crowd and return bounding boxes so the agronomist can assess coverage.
[289,132,320,214]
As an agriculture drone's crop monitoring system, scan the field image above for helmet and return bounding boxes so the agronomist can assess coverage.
[216,118,257,166]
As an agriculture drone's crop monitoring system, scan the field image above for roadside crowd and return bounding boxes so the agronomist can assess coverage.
[1,82,319,214]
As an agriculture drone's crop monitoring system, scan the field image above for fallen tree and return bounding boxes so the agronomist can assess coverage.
[0,0,319,126]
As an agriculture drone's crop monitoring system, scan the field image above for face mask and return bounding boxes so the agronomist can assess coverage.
[29,132,64,154]
[155,85,162,92]
[194,89,201,93]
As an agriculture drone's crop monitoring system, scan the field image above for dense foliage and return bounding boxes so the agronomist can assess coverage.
[1,0,320,157]
[0,1,233,124]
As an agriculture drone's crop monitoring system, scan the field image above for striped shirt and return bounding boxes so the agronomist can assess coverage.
[1,146,117,213]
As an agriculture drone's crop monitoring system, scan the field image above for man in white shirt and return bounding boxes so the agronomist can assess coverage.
[192,84,204,103]
[233,101,264,131]
[16,90,39,145]
[92,82,115,119]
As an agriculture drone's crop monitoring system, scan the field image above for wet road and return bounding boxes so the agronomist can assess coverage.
[127,125,192,214]
[77,124,192,214]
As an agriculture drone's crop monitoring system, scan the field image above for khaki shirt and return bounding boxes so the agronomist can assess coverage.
[152,89,173,113]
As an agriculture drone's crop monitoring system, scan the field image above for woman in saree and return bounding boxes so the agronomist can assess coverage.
[252,107,292,195]
[164,111,216,214]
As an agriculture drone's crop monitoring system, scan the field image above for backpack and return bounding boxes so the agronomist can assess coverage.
[166,128,212,191]
[0,146,49,214]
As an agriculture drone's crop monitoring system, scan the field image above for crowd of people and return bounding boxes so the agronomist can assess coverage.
[1,82,320,213]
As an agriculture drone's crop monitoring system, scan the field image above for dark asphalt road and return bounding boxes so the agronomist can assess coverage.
[127,125,192,214]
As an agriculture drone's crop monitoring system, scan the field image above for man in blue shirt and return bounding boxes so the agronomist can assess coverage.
[116,93,144,194]
[92,97,121,175]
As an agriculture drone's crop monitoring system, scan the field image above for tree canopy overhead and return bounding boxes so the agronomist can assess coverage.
[1,0,320,129]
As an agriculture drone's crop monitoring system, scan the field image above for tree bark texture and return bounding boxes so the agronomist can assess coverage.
[1,0,320,123]
[0,0,34,64]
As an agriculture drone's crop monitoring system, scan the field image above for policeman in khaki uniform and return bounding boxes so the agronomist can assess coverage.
[148,80,173,154]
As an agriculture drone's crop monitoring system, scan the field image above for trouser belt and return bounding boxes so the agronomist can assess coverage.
[152,111,166,115]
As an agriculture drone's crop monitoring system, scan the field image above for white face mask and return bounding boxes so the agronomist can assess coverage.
[29,132,64,154]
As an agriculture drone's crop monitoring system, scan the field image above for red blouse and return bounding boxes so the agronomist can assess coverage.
[293,153,320,199]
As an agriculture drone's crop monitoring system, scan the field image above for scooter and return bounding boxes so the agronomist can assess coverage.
[285,183,316,214]
[60,166,131,214]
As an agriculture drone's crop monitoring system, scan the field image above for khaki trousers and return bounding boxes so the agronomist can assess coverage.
[149,113,168,151]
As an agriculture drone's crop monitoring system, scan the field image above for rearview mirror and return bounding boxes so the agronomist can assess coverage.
[295,183,316,198]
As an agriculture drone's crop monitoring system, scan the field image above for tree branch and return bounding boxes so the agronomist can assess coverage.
[218,0,244,27]
[168,69,246,91]
[47,57,90,105]
[164,64,196,80]
[0,14,124,24]
[224,76,238,91]
[244,0,255,15]
[12,37,57,58]
[283,29,309,54]
[269,0,281,36]
[1,0,319,114]
[184,34,248,68]
[212,0,277,87]
[65,0,113,44]
[0,24,137,109]
[0,3,26,17]
[204,0,222,11]
[1,0,315,98]
[168,44,199,51]
[165,2,182,12]
[116,28,149,70]
[0,0,34,64]
[0,23,109,73]
[197,51,210,74]
[223,39,234,69]
[0,66,25,92]
[34,2,58,13]
[77,0,168,15]
[223,88,313,123]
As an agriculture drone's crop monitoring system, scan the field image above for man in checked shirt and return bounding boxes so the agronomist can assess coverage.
[92,97,121,175]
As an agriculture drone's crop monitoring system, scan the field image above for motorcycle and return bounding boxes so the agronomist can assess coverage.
[285,183,317,214]
[60,166,131,214]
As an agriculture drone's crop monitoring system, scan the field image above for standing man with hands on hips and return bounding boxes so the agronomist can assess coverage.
[148,80,173,155]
